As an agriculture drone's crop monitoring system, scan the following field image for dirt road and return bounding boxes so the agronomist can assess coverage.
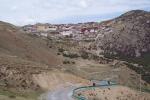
[40,86,76,100]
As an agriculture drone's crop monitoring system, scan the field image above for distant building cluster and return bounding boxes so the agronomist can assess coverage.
[22,21,112,41]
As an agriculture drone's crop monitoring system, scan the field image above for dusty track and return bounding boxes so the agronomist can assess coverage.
[45,86,75,100]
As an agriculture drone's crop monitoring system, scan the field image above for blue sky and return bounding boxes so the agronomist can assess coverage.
[0,0,150,25]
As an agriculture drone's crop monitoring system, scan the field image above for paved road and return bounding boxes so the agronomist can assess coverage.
[41,86,76,100]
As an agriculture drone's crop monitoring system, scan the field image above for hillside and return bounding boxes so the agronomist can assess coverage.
[95,10,150,61]
[0,10,150,100]
[20,10,150,87]
[0,21,64,99]
[93,10,150,83]
[0,21,62,66]
[0,21,93,100]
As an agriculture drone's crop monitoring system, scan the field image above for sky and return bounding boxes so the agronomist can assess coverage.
[0,0,150,26]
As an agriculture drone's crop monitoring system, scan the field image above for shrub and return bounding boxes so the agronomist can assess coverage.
[80,51,89,59]
[63,53,79,58]
[49,46,52,48]
[63,60,75,64]
[63,60,70,64]
[57,52,61,55]
[9,95,16,98]
[62,51,79,58]
[58,48,65,52]
[71,61,75,64]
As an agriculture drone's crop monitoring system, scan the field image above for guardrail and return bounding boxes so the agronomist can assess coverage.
[72,81,117,100]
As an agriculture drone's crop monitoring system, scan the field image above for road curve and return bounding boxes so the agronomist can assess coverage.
[40,86,76,100]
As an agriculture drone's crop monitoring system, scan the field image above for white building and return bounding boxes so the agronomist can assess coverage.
[60,30,73,36]
[40,33,48,37]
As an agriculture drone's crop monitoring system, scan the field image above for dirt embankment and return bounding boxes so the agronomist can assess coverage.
[33,70,90,91]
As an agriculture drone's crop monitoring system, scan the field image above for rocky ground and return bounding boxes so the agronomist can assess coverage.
[78,86,150,100]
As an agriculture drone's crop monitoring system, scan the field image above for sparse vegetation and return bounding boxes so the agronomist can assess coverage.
[76,86,150,100]
[0,88,42,100]
[63,52,79,58]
